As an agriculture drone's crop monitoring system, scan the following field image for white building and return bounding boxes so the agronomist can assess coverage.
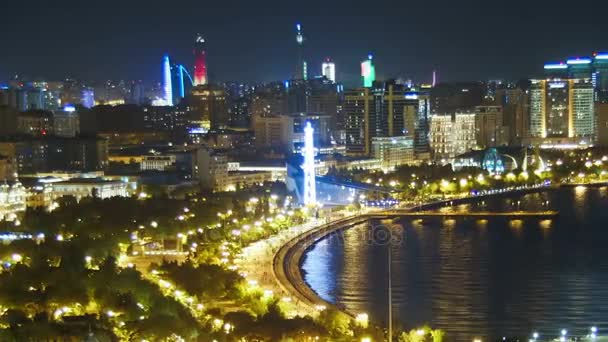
[430,112,477,162]
[141,155,176,171]
[51,178,129,201]
[193,147,228,191]
[372,136,415,171]
[0,181,27,221]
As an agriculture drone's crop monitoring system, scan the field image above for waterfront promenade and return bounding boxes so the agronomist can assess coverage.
[237,183,562,320]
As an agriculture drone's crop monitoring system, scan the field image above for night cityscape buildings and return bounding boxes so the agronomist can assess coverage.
[193,34,208,86]
[3,4,608,339]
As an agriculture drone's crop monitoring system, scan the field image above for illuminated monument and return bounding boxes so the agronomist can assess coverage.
[162,54,174,106]
[361,54,375,87]
[193,34,208,86]
[295,23,307,80]
[303,121,316,205]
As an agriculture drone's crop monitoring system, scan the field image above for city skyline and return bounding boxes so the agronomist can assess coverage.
[2,0,608,85]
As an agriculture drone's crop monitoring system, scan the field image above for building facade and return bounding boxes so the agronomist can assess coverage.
[530,78,595,141]
[430,112,476,162]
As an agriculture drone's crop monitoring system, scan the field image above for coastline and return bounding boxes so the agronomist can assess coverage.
[272,183,555,319]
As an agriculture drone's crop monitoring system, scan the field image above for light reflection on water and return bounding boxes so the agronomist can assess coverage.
[301,188,608,340]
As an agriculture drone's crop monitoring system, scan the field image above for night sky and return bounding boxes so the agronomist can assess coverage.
[2,0,608,86]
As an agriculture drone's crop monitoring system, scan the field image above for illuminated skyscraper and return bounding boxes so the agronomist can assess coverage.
[530,78,594,140]
[193,35,208,86]
[361,54,375,87]
[295,24,307,80]
[322,58,336,83]
[594,52,608,103]
[162,55,174,106]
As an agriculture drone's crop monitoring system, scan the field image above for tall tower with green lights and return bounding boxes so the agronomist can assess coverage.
[361,54,375,87]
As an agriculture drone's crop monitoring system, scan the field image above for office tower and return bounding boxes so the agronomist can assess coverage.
[53,105,80,138]
[544,62,569,78]
[496,85,529,145]
[413,93,432,159]
[224,82,254,128]
[343,83,431,157]
[193,35,208,86]
[361,55,375,87]
[430,82,484,114]
[295,24,306,80]
[322,58,336,83]
[344,88,374,155]
[530,78,594,140]
[593,53,608,103]
[567,57,592,79]
[597,103,608,146]
[162,55,173,106]
[475,105,507,148]
[81,89,95,108]
[189,85,227,130]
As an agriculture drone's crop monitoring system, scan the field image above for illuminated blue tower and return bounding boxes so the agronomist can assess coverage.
[177,64,194,99]
[162,55,173,106]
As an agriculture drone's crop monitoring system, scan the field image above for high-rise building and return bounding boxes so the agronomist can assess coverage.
[322,58,336,83]
[343,83,431,158]
[530,78,594,141]
[567,57,593,79]
[189,85,227,130]
[162,55,174,106]
[430,82,484,115]
[361,55,375,88]
[475,105,507,148]
[53,105,80,138]
[496,85,529,145]
[193,35,208,86]
[543,52,608,103]
[295,24,306,80]
[597,103,608,146]
[344,88,374,155]
[593,53,608,103]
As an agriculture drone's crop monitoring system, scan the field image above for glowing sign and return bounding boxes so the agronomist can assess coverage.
[566,58,592,65]
[544,63,567,70]
[405,93,419,100]
[549,82,566,89]
[63,104,76,112]
[595,53,608,60]
[189,127,208,134]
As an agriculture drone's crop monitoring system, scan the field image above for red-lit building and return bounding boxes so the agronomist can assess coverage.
[193,35,208,86]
